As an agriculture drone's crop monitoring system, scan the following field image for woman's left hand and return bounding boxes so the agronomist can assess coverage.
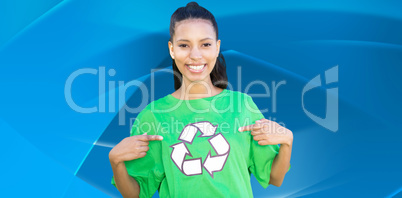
[238,118,293,146]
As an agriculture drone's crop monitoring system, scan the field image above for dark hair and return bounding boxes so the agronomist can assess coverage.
[169,2,228,90]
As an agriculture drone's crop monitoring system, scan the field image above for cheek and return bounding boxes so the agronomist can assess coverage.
[173,53,187,72]
[208,59,217,69]
[175,50,188,56]
[206,51,218,64]
[205,48,218,59]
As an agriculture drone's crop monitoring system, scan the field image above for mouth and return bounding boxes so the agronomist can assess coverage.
[186,64,207,73]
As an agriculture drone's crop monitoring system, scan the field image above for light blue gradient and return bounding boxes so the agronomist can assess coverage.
[1,0,401,197]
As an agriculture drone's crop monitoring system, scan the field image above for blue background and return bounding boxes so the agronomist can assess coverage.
[1,0,401,197]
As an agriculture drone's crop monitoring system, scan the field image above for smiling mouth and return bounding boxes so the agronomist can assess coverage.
[186,64,207,73]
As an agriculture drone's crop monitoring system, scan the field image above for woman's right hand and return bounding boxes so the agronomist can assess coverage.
[109,133,163,165]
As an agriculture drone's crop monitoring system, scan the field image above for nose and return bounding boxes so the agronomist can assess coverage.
[189,46,202,60]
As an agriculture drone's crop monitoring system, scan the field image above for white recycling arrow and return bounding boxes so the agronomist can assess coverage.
[179,121,217,143]
[179,125,198,143]
[170,142,203,176]
[203,152,229,178]
[170,142,190,170]
[208,133,230,155]
[193,121,218,137]
[203,133,230,178]
[170,121,230,178]
[183,158,202,175]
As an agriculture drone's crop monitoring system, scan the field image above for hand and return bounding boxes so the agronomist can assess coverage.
[109,133,163,165]
[238,118,293,146]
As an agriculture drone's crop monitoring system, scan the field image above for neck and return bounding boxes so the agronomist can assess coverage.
[177,78,221,100]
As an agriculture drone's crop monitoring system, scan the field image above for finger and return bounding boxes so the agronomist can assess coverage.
[238,123,262,132]
[238,124,251,132]
[257,138,275,145]
[251,130,263,136]
[137,146,150,152]
[256,119,272,127]
[136,140,149,146]
[258,140,269,145]
[253,134,266,141]
[137,152,147,158]
[137,135,163,141]
[252,123,263,130]
[254,121,274,134]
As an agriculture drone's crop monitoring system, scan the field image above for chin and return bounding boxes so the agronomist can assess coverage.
[184,75,210,84]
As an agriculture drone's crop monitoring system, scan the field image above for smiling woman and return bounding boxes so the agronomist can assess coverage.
[109,2,293,198]
[168,3,228,98]
[169,18,224,100]
[169,19,219,80]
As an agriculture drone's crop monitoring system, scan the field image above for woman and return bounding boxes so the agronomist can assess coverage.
[109,2,293,197]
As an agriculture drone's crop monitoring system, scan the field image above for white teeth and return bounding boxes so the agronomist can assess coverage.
[188,64,205,70]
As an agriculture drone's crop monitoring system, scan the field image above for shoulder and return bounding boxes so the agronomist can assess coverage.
[135,94,170,118]
[224,89,252,101]
[145,94,171,109]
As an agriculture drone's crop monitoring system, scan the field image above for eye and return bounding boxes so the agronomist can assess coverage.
[203,43,212,47]
[178,44,188,48]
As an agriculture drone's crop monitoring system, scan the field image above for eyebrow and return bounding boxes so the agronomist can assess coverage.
[176,37,214,43]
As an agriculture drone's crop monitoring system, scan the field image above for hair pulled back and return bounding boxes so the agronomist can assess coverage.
[169,2,228,90]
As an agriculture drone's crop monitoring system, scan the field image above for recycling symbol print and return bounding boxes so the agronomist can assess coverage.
[170,121,230,178]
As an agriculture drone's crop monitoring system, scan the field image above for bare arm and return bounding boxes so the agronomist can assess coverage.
[110,157,140,198]
[109,134,163,198]
[238,118,293,187]
[269,141,292,187]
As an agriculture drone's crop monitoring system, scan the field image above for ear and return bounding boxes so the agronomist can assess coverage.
[216,39,221,57]
[168,41,175,59]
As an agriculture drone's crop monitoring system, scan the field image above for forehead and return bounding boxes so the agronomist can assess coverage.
[174,19,216,41]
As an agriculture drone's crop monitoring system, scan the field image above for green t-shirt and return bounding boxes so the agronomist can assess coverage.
[111,89,290,197]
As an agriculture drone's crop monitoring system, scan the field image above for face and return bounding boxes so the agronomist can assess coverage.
[168,19,221,87]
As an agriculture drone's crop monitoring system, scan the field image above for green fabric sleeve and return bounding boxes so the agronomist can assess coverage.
[245,95,290,188]
[111,106,165,198]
